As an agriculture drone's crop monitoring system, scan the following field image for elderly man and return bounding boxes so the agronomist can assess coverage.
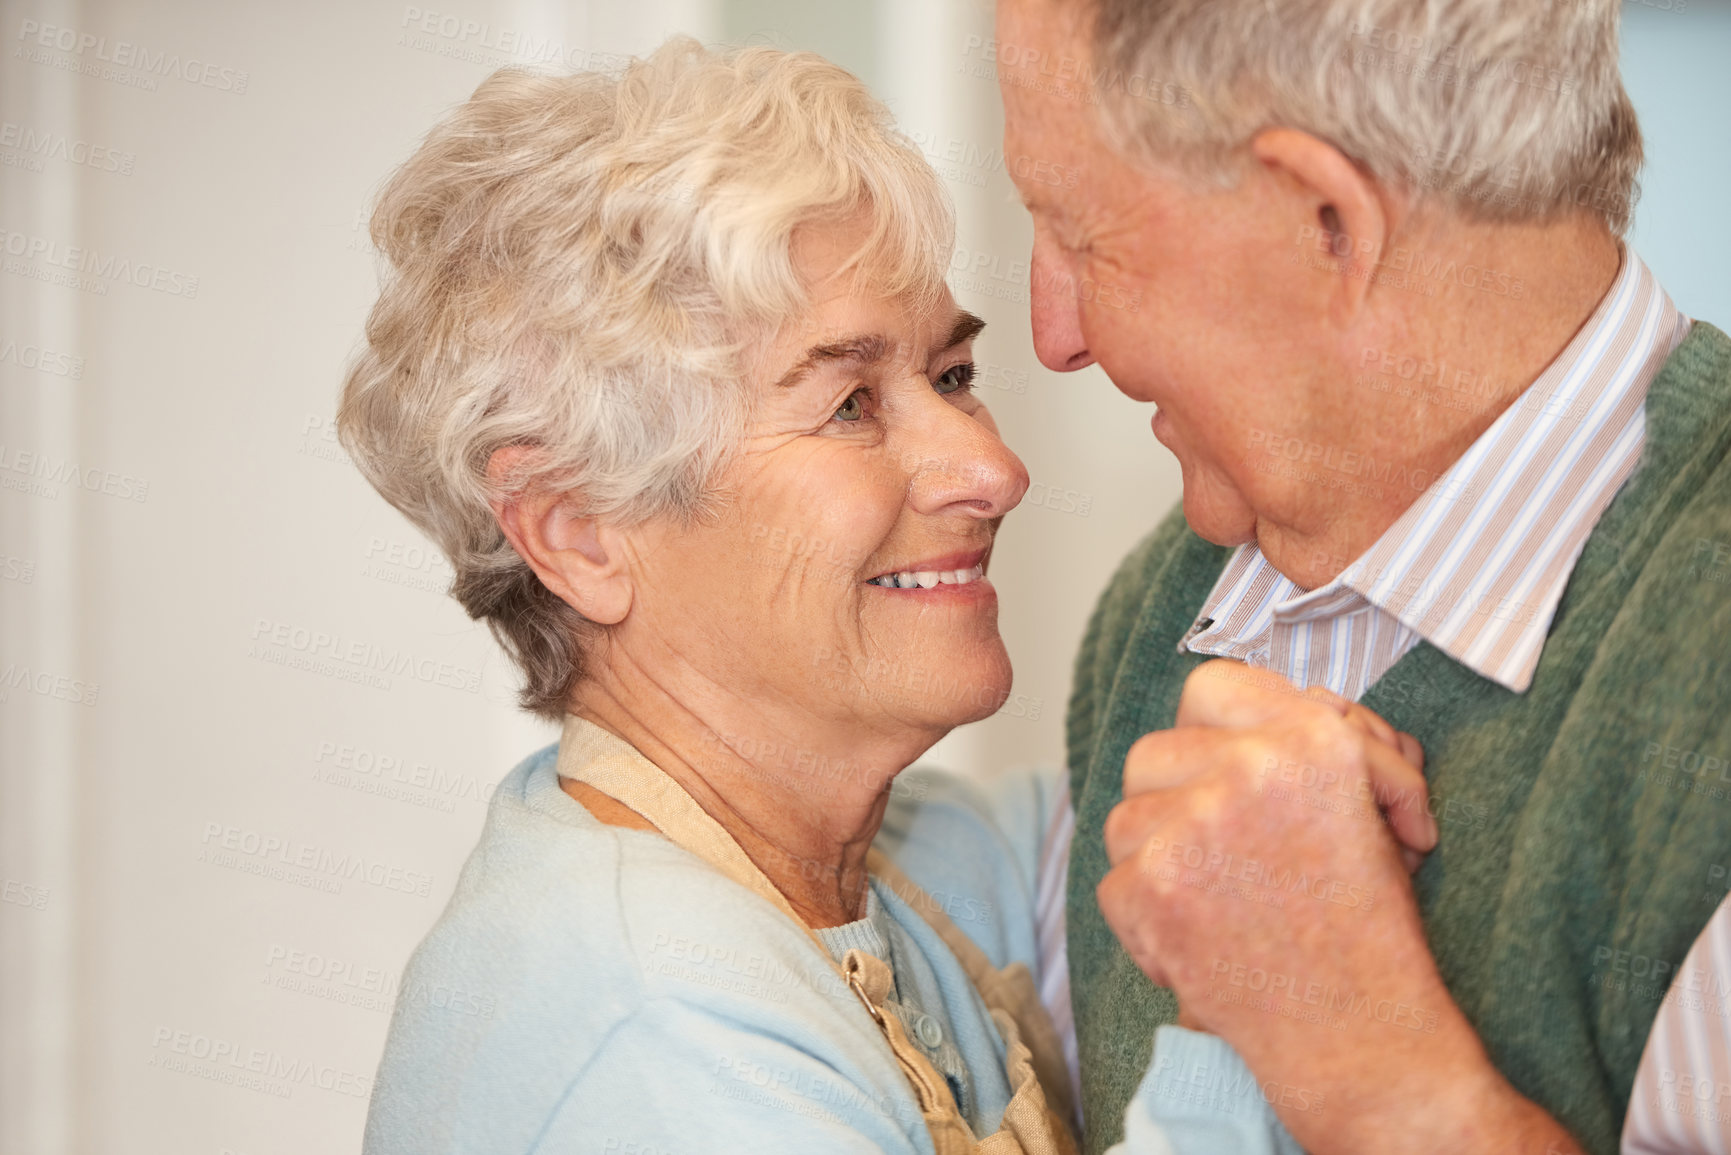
[998,0,1731,1153]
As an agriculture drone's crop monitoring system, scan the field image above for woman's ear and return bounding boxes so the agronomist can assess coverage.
[486,446,633,626]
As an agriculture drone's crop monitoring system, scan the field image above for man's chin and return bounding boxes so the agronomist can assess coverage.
[1158,424,1254,542]
[1179,484,1258,549]
[1151,408,1178,453]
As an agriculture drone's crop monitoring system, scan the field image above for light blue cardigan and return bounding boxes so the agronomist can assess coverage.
[362,744,1299,1154]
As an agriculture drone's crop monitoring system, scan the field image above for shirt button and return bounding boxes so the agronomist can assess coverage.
[914,1013,943,1049]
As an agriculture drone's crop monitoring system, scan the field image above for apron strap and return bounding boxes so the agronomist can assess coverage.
[555,714,1075,1153]
[867,851,1077,1131]
[555,714,830,956]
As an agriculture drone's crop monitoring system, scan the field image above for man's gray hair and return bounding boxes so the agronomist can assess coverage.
[338,39,952,719]
[1081,0,1641,230]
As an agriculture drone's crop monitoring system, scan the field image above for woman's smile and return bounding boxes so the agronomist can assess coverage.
[863,547,993,595]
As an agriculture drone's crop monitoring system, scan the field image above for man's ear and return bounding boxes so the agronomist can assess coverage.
[1252,128,1392,324]
[486,446,633,626]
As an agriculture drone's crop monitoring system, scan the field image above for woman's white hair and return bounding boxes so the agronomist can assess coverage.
[338,38,954,718]
[1077,0,1641,230]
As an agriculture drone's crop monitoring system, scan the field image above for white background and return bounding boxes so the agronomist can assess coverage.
[1,0,1726,1150]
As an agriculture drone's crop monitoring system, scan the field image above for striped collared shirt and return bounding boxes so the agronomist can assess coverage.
[1169,247,1731,1151]
[1183,249,1689,697]
[1038,250,1731,1150]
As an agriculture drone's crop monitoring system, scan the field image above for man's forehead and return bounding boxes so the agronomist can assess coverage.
[996,0,1080,34]
[996,0,1091,65]
[996,3,1100,146]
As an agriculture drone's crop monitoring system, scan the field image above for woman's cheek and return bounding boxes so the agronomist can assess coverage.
[970,399,1001,437]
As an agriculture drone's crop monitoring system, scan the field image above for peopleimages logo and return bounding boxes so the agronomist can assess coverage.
[15,20,250,93]
[0,122,135,174]
[198,820,435,898]
[0,227,200,298]
[311,739,497,812]
[1243,428,1479,504]
[0,663,99,707]
[1293,223,1525,299]
[0,443,149,502]
[247,617,483,695]
[1208,958,1440,1035]
[264,943,400,1013]
[1,878,50,911]
[147,1026,369,1100]
[0,336,84,378]
[396,7,629,71]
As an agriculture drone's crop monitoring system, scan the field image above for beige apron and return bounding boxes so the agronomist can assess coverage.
[557,716,1079,1155]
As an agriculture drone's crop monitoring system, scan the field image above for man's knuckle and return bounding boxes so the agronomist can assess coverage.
[1236,732,1282,773]
[1294,708,1353,759]
[1103,805,1129,846]
[1127,731,1163,764]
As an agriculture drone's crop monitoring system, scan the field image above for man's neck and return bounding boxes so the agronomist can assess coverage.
[1261,211,1624,590]
[565,640,934,928]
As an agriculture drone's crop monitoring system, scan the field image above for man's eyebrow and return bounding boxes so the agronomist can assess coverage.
[772,334,892,390]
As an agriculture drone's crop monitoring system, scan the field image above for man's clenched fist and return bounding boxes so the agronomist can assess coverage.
[1096,660,1579,1155]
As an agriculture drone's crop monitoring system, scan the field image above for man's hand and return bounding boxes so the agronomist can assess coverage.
[1141,660,1436,874]
[1096,660,1581,1154]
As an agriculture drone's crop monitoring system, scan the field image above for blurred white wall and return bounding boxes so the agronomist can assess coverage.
[0,1,1724,1151]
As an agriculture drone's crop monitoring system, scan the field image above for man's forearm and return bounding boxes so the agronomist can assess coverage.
[1407,1056,1584,1155]
[1243,1011,1584,1155]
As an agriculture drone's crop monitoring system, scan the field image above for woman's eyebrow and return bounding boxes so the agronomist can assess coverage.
[939,311,986,355]
[771,310,984,391]
[772,334,892,390]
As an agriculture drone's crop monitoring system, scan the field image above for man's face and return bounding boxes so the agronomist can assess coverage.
[997,0,1351,550]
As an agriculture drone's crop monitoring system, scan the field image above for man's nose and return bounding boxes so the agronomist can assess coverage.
[1030,241,1096,373]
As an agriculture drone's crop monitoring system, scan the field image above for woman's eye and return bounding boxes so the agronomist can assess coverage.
[833,389,868,422]
[934,362,976,396]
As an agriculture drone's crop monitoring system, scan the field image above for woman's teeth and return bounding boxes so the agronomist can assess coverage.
[867,564,985,589]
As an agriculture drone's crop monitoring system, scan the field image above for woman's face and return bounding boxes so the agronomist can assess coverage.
[617,221,1029,749]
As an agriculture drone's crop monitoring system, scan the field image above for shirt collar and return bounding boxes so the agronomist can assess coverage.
[1196,248,1687,692]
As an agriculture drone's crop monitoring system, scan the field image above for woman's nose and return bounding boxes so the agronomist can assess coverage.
[900,401,1030,520]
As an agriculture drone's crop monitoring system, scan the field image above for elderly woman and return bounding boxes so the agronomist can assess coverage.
[343,38,1427,1155]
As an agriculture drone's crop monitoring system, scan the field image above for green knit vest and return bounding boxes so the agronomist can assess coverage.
[1065,323,1731,1155]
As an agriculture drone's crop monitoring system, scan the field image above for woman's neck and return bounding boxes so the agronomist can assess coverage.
[567,649,936,927]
